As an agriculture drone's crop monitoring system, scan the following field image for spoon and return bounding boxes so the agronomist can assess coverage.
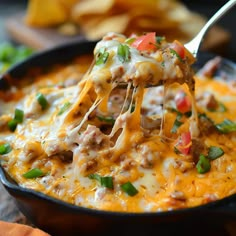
[86,0,236,90]
[184,0,236,56]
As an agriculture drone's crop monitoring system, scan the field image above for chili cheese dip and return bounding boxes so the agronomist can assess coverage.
[1,32,236,213]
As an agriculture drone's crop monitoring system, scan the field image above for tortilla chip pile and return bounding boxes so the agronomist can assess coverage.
[25,0,206,43]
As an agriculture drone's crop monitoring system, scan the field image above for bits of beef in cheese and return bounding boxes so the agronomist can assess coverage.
[1,32,236,213]
[92,32,195,89]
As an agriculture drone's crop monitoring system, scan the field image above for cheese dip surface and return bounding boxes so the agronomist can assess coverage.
[1,33,236,213]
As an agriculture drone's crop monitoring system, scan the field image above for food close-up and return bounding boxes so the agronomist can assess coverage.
[0,31,234,212]
[0,0,236,236]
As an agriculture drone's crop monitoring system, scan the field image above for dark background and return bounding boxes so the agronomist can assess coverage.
[183,0,236,61]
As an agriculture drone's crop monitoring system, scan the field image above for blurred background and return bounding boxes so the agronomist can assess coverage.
[0,0,235,60]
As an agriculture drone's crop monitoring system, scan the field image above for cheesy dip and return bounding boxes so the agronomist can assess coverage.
[1,32,236,213]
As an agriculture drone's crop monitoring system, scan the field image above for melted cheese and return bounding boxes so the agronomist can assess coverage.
[1,33,236,213]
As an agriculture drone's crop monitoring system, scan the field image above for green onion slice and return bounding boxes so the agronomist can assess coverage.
[161,61,165,67]
[14,108,24,123]
[89,173,114,189]
[0,143,12,155]
[22,168,44,179]
[121,181,138,196]
[171,113,183,133]
[218,102,227,112]
[7,119,18,132]
[207,146,224,160]
[124,37,136,45]
[171,107,191,117]
[198,113,214,126]
[174,146,181,155]
[156,36,165,44]
[100,176,114,189]
[97,115,115,125]
[36,93,49,110]
[130,104,135,113]
[89,173,101,182]
[170,48,183,62]
[196,154,211,174]
[0,42,33,73]
[95,47,109,65]
[117,44,131,63]
[184,111,192,117]
[7,108,24,132]
[215,119,236,133]
[57,102,72,116]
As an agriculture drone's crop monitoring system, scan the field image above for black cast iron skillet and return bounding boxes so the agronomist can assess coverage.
[0,41,236,236]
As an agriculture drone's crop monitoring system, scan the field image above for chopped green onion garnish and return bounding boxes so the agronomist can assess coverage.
[14,108,24,123]
[89,173,101,182]
[198,113,214,125]
[170,48,183,62]
[196,154,211,174]
[124,37,136,45]
[7,108,24,132]
[121,181,138,196]
[184,111,192,117]
[0,42,16,62]
[22,168,44,179]
[218,102,227,112]
[171,107,191,117]
[215,119,236,133]
[57,102,72,116]
[36,93,49,110]
[174,146,181,154]
[95,47,109,65]
[0,42,34,74]
[171,113,183,133]
[156,36,165,44]
[7,119,18,131]
[89,173,114,189]
[117,44,131,63]
[207,146,224,160]
[100,176,114,189]
[97,115,115,125]
[130,104,135,113]
[0,143,12,155]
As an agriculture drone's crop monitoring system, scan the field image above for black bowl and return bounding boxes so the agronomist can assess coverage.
[1,41,236,236]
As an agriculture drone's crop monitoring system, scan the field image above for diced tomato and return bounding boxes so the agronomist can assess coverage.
[170,40,185,59]
[131,32,157,52]
[174,131,191,155]
[174,90,192,113]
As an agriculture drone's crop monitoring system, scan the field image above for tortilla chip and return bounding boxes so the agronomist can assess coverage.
[59,0,79,14]
[83,14,130,40]
[72,0,114,19]
[25,0,69,27]
[24,0,206,44]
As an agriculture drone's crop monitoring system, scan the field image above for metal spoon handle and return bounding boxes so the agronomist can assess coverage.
[184,0,236,56]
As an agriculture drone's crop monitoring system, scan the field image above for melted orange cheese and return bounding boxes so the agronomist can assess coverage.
[1,34,236,213]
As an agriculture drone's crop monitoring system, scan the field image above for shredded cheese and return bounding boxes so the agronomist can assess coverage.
[1,33,236,213]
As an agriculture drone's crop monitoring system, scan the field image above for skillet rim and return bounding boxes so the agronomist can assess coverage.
[1,39,236,218]
[0,164,233,218]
